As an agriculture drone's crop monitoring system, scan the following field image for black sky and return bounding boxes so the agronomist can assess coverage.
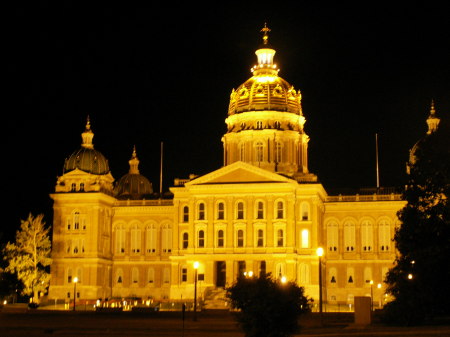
[3,3,449,242]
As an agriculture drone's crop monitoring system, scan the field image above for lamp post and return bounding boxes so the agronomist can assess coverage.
[193,262,199,321]
[73,277,78,311]
[369,280,374,312]
[316,247,324,323]
[377,283,382,309]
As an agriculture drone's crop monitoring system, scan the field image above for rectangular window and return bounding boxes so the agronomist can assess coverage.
[181,268,187,282]
[217,202,225,220]
[198,203,205,220]
[183,206,189,223]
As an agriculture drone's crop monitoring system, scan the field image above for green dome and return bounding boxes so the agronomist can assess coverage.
[64,119,110,175]
[114,147,153,200]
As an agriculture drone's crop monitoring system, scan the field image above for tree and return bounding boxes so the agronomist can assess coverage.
[3,214,52,304]
[226,273,311,337]
[383,126,450,325]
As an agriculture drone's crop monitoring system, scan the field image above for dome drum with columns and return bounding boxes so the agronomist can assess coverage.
[223,24,313,180]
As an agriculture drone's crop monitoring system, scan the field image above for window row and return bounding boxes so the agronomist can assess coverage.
[181,228,310,249]
[326,220,392,253]
[115,267,170,285]
[238,140,284,163]
[114,225,172,255]
[181,201,311,222]
[327,266,389,287]
[66,211,87,230]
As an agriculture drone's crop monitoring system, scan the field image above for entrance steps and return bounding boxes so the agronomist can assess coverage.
[203,287,229,310]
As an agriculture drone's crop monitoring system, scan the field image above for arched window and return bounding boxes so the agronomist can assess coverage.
[161,224,172,253]
[163,268,170,284]
[132,267,139,284]
[182,232,189,249]
[239,143,245,161]
[217,229,224,247]
[347,267,354,284]
[300,202,309,221]
[301,229,309,248]
[115,225,126,254]
[257,229,264,247]
[198,230,205,248]
[275,141,282,163]
[299,264,310,284]
[361,220,373,252]
[198,203,205,220]
[329,267,337,284]
[236,201,245,219]
[364,267,372,284]
[182,206,189,223]
[130,224,141,254]
[327,222,339,252]
[217,202,225,220]
[256,201,264,219]
[275,263,285,279]
[74,212,80,230]
[276,200,284,219]
[146,224,157,254]
[147,268,155,284]
[255,141,264,162]
[344,222,356,252]
[116,269,123,284]
[277,229,284,247]
[67,268,72,283]
[378,220,391,252]
[256,121,263,130]
[237,229,244,247]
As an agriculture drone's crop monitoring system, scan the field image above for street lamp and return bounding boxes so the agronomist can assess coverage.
[316,247,324,323]
[369,280,374,312]
[377,283,382,308]
[193,262,199,321]
[73,277,78,311]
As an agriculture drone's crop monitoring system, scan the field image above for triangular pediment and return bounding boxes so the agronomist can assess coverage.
[185,162,294,186]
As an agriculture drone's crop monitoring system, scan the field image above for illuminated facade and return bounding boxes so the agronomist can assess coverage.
[49,26,430,310]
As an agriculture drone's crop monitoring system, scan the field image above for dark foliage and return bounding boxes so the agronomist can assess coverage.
[383,126,450,325]
[226,273,311,337]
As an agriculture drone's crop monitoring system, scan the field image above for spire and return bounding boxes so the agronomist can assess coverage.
[426,99,440,134]
[81,116,94,149]
[261,22,271,45]
[128,145,140,174]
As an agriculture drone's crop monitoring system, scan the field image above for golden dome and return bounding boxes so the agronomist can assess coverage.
[227,24,302,116]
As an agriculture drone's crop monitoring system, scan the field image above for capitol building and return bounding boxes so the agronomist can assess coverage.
[48,26,439,309]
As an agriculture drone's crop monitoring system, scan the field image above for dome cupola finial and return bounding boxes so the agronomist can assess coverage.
[128,145,140,174]
[251,23,278,76]
[81,115,94,149]
[261,22,271,45]
[426,99,440,134]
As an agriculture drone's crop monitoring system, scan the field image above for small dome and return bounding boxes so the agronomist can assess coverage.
[115,147,153,200]
[64,118,110,175]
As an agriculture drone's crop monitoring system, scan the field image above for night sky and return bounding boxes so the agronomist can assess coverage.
[3,3,449,242]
